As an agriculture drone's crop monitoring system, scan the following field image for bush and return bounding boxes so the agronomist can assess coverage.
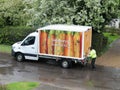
[0,26,36,45]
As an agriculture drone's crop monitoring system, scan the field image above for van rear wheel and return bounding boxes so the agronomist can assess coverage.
[61,60,72,69]
[16,53,24,62]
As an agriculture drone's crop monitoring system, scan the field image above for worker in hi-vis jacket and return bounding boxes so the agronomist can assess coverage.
[88,47,97,70]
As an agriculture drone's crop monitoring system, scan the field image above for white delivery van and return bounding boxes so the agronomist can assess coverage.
[12,24,92,68]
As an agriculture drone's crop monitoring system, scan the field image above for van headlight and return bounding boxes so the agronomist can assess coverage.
[12,46,15,49]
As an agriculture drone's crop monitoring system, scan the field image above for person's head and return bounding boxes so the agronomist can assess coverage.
[89,47,93,50]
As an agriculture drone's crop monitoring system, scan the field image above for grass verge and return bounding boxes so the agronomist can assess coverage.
[0,82,39,90]
[7,82,39,90]
[103,32,120,45]
[0,44,11,53]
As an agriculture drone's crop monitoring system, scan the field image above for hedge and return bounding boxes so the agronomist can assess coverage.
[92,32,108,56]
[0,26,36,45]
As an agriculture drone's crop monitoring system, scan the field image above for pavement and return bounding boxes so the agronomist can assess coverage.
[96,38,120,68]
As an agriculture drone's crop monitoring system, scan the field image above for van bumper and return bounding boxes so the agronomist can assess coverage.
[11,49,15,57]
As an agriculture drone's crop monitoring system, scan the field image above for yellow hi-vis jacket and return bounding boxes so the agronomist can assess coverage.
[89,49,97,58]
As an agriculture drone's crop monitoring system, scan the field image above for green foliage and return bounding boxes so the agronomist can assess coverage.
[100,0,120,25]
[0,0,119,31]
[0,26,35,45]
[25,0,120,31]
[0,0,31,27]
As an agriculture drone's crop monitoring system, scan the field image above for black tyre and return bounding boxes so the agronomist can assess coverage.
[61,60,72,69]
[16,53,24,62]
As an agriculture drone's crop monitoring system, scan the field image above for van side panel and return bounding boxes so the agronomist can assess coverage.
[84,29,92,56]
[39,30,82,58]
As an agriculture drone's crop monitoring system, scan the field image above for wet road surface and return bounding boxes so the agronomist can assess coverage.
[0,53,120,90]
[97,39,120,68]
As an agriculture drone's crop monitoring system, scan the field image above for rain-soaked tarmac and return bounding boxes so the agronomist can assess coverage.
[0,53,120,90]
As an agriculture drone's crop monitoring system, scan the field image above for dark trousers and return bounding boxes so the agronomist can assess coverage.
[91,58,96,69]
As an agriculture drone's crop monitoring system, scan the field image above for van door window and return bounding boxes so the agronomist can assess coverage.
[21,36,35,46]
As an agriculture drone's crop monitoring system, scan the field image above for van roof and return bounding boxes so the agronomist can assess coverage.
[37,24,92,32]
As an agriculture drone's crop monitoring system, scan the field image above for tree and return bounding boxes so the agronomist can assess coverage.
[26,0,120,31]
[0,0,30,26]
[100,0,120,24]
[0,0,119,31]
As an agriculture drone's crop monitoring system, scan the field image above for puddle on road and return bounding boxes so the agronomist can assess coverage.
[0,64,11,67]
[17,70,31,73]
[0,61,12,67]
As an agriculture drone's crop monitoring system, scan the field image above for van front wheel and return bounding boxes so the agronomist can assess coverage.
[16,53,24,62]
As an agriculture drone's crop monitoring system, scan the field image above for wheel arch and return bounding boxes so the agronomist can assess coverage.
[15,52,23,57]
[15,52,25,62]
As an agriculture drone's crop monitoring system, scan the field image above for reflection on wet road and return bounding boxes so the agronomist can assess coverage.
[0,53,120,90]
